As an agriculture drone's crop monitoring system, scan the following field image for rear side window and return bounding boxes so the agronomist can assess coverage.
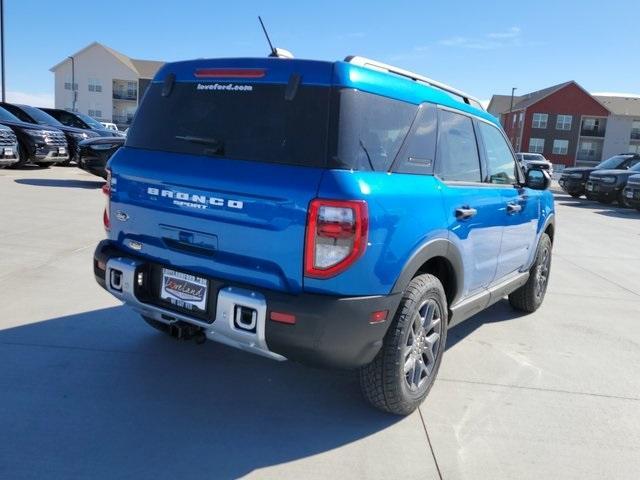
[127,82,331,168]
[477,121,517,185]
[334,89,417,171]
[393,104,437,175]
[435,110,481,182]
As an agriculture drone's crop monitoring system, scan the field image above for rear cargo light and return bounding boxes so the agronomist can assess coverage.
[305,199,368,279]
[102,169,111,231]
[193,68,266,79]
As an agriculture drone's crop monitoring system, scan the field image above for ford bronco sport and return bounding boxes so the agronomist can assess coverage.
[94,55,555,415]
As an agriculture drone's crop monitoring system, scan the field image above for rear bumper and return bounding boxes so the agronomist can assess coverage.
[94,240,401,369]
[78,153,108,178]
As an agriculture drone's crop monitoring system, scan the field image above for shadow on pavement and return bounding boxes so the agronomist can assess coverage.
[14,178,104,189]
[0,306,399,479]
[446,299,528,350]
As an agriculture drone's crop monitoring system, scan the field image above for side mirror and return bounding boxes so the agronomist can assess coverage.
[525,168,550,190]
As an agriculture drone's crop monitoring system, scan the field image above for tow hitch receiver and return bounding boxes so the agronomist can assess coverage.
[166,320,206,344]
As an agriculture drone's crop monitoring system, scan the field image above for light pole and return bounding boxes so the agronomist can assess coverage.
[69,56,76,111]
[509,87,517,112]
[1,0,5,102]
[509,87,518,147]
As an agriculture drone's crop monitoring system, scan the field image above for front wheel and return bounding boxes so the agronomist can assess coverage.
[569,192,582,199]
[618,191,631,208]
[360,274,448,415]
[509,233,552,313]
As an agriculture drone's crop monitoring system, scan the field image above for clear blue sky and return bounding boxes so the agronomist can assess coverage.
[5,0,640,105]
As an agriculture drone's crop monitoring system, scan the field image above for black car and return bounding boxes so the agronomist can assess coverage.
[77,136,125,179]
[0,103,100,165]
[622,174,640,211]
[585,161,640,207]
[39,108,123,138]
[0,106,69,167]
[559,154,640,198]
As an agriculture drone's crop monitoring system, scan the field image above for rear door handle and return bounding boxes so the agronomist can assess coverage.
[455,207,478,220]
[507,203,522,214]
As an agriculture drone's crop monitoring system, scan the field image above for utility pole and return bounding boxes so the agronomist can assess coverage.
[509,87,517,112]
[69,56,76,111]
[1,0,5,102]
[509,87,517,148]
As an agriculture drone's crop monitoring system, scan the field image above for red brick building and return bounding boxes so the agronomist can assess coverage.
[488,82,610,167]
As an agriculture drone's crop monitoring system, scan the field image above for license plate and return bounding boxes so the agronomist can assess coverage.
[626,190,634,199]
[160,268,208,313]
[3,147,12,157]
[58,147,66,155]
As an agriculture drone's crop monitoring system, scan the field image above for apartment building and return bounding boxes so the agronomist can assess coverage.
[489,81,610,166]
[50,42,164,129]
[594,95,640,158]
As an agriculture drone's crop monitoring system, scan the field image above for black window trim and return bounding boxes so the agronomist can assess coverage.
[432,105,486,186]
[474,117,525,187]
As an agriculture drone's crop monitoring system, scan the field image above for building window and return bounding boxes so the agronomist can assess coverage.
[553,139,569,155]
[631,120,640,140]
[556,114,573,130]
[518,112,524,125]
[529,138,545,154]
[628,144,640,154]
[88,78,102,93]
[512,114,516,127]
[64,82,78,91]
[532,113,548,129]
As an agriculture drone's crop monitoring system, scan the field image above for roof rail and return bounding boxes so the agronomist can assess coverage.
[344,55,484,110]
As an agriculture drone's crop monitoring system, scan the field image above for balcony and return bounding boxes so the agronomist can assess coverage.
[113,92,137,101]
[112,114,134,125]
[580,128,606,138]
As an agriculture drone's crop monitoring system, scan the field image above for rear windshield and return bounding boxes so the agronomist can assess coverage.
[126,81,419,171]
[127,82,331,167]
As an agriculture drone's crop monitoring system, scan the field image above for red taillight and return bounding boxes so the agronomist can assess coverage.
[102,169,111,231]
[304,199,368,279]
[270,311,297,325]
[370,310,388,324]
[193,68,266,79]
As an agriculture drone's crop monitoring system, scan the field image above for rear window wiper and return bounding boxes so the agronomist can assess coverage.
[175,135,224,155]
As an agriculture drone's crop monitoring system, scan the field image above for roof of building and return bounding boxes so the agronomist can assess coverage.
[50,42,164,79]
[510,81,574,110]
[487,94,520,115]
[594,95,640,117]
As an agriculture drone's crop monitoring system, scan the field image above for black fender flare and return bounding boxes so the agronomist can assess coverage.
[391,238,465,305]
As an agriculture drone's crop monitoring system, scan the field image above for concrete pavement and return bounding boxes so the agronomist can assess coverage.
[0,166,638,479]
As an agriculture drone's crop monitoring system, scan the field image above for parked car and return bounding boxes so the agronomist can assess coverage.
[0,103,100,166]
[559,154,640,198]
[516,153,554,176]
[0,106,69,167]
[78,136,125,179]
[585,161,640,207]
[93,55,554,415]
[0,124,20,168]
[101,122,119,132]
[622,174,640,211]
[39,108,124,138]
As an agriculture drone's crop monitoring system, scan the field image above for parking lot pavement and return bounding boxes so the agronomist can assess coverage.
[1,167,639,480]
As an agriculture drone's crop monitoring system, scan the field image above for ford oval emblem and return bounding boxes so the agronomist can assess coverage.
[115,210,129,222]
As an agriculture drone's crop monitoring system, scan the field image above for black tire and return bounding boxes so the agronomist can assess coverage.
[597,197,613,205]
[509,233,552,313]
[10,142,30,168]
[569,192,582,199]
[360,274,448,415]
[35,162,51,168]
[618,191,631,208]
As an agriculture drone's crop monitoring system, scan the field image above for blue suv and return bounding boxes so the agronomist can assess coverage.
[94,55,555,415]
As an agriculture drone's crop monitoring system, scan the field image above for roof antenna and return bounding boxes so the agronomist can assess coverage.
[258,16,294,59]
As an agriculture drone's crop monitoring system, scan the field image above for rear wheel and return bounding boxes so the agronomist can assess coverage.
[360,274,447,415]
[509,233,552,313]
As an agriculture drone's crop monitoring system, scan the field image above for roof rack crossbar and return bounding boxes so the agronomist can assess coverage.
[344,55,483,109]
